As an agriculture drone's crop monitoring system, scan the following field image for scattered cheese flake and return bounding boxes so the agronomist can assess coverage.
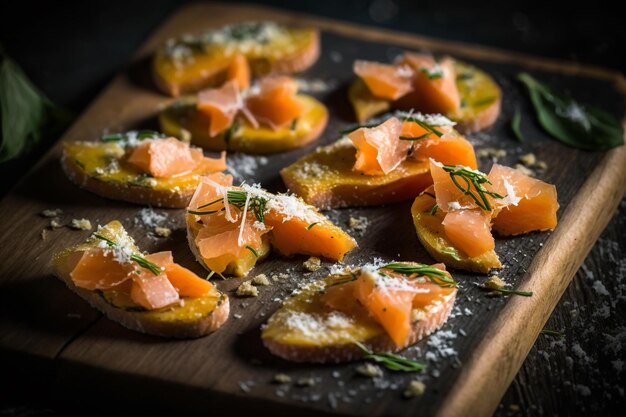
[236,281,259,297]
[476,147,507,159]
[70,219,92,230]
[348,216,369,236]
[295,377,315,387]
[395,111,456,126]
[403,380,426,398]
[40,229,48,240]
[50,218,63,229]
[303,256,322,272]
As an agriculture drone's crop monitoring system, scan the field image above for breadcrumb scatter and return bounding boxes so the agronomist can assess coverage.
[484,275,506,290]
[236,281,259,297]
[514,163,535,177]
[476,147,507,160]
[348,216,369,236]
[273,373,292,384]
[50,218,63,229]
[355,363,383,378]
[252,274,270,286]
[154,226,172,237]
[296,377,315,387]
[403,380,426,398]
[303,256,322,272]
[70,219,92,230]
[40,229,48,240]
[41,209,63,218]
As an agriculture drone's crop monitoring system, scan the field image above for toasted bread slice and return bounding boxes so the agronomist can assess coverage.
[153,22,320,96]
[51,221,229,338]
[262,266,456,363]
[159,94,328,153]
[350,58,501,133]
[280,138,432,209]
[61,133,225,208]
[411,186,501,273]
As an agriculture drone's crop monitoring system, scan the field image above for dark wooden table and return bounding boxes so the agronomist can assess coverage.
[1,1,624,416]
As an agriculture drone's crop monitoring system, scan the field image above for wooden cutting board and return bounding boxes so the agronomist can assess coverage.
[1,3,625,416]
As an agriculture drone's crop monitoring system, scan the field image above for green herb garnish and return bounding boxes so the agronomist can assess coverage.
[421,68,443,80]
[223,118,239,147]
[100,130,163,143]
[381,262,457,287]
[306,222,318,230]
[93,234,161,276]
[441,247,462,261]
[441,164,504,211]
[245,246,259,258]
[429,204,439,216]
[492,288,533,297]
[511,109,525,142]
[540,329,564,338]
[457,73,474,81]
[518,72,623,150]
[355,341,427,372]
[188,190,269,223]
[128,173,153,187]
[206,271,215,280]
[290,118,298,131]
[398,115,444,138]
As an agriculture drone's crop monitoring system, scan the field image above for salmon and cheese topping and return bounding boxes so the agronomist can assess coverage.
[196,76,305,137]
[186,173,357,277]
[262,262,457,360]
[345,113,476,176]
[66,223,217,311]
[418,159,559,263]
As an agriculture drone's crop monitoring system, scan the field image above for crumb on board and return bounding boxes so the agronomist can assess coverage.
[348,215,369,236]
[518,153,547,171]
[509,404,520,412]
[252,274,270,286]
[154,226,171,237]
[273,373,292,384]
[355,363,383,378]
[484,275,506,290]
[233,313,242,319]
[514,163,535,177]
[271,272,290,282]
[476,147,507,159]
[70,218,92,230]
[403,380,426,398]
[49,218,63,229]
[236,281,259,297]
[295,377,315,387]
[41,209,63,218]
[303,256,321,272]
[40,229,48,240]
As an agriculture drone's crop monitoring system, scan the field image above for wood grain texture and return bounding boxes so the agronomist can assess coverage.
[1,3,625,417]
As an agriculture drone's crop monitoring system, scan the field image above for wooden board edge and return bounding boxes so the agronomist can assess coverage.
[435,144,626,417]
[180,2,625,81]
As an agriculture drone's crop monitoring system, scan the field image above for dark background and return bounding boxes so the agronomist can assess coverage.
[1,1,624,416]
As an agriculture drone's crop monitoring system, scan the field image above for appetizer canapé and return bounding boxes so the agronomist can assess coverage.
[52,221,229,338]
[62,131,226,208]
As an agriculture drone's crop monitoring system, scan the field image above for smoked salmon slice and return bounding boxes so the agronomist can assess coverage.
[225,54,251,91]
[127,137,225,178]
[347,116,408,175]
[353,60,414,101]
[197,80,243,136]
[442,209,495,257]
[395,54,461,114]
[165,263,216,298]
[487,164,559,235]
[245,76,304,130]
[70,248,136,290]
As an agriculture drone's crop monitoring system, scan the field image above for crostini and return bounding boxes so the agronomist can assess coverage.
[61,131,226,208]
[349,52,501,133]
[153,22,320,96]
[411,161,558,273]
[51,220,229,338]
[186,173,357,277]
[159,76,328,153]
[262,262,457,362]
[281,113,477,209]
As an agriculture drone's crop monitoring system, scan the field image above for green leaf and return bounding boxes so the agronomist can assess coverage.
[510,109,525,142]
[517,72,623,151]
[0,47,72,162]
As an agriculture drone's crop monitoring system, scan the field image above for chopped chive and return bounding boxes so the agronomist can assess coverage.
[306,222,318,230]
[540,329,564,337]
[429,204,439,216]
[206,271,215,280]
[245,246,259,258]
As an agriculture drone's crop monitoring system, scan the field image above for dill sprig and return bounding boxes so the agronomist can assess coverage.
[429,204,439,216]
[355,341,427,372]
[540,329,564,338]
[397,115,443,138]
[326,272,358,288]
[93,234,161,276]
[381,262,457,288]
[245,246,259,258]
[188,190,269,223]
[306,222,318,230]
[441,164,504,211]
